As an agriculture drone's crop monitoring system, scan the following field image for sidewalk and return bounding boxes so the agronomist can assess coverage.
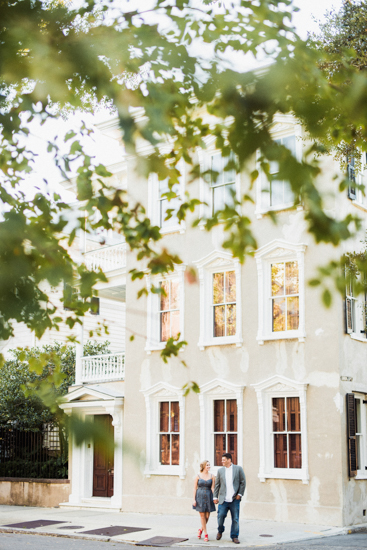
[0,505,352,547]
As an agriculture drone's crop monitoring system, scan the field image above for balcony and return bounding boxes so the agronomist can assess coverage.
[81,352,125,383]
[83,243,126,273]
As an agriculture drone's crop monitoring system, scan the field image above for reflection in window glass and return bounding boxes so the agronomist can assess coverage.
[213,271,236,337]
[159,401,180,465]
[271,261,299,332]
[160,280,180,342]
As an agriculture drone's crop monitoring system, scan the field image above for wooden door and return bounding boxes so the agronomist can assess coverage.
[93,415,114,498]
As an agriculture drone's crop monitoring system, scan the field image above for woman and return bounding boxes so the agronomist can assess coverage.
[193,460,216,542]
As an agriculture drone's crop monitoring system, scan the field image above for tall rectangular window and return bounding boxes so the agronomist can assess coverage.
[213,399,237,466]
[269,135,295,207]
[160,280,180,342]
[159,401,180,466]
[159,179,181,229]
[210,152,236,214]
[272,397,302,469]
[271,261,299,332]
[213,271,236,337]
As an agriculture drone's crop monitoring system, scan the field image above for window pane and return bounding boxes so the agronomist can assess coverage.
[287,296,299,330]
[224,182,236,206]
[283,181,294,204]
[213,273,224,304]
[159,178,169,194]
[356,399,361,433]
[283,135,296,156]
[226,271,236,302]
[160,434,170,465]
[272,297,286,332]
[289,434,302,469]
[214,400,225,432]
[160,402,169,432]
[285,261,299,295]
[160,281,170,311]
[171,310,180,339]
[171,434,180,465]
[170,281,179,309]
[214,305,225,337]
[287,397,301,432]
[271,263,284,296]
[272,398,286,432]
[227,434,237,465]
[213,185,224,214]
[226,304,236,336]
[270,179,284,206]
[171,401,180,432]
[226,400,237,432]
[160,311,170,342]
[274,434,287,468]
[214,434,226,466]
[211,153,222,186]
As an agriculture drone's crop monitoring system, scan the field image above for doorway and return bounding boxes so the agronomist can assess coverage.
[93,414,114,497]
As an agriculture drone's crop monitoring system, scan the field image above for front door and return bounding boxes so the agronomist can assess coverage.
[93,415,114,497]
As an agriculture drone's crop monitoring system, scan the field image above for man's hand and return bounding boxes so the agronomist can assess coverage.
[235,495,241,500]
[214,499,219,504]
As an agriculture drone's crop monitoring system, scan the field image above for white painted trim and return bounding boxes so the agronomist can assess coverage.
[141,382,186,479]
[198,379,245,472]
[252,375,309,484]
[255,240,307,344]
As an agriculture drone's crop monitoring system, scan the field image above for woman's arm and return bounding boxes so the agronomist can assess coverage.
[211,475,215,492]
[193,475,199,505]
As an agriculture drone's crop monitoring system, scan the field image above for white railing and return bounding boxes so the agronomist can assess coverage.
[81,352,125,383]
[83,243,126,272]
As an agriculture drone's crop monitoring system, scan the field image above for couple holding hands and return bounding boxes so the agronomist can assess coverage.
[193,453,246,544]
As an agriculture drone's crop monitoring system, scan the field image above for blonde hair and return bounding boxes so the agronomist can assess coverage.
[200,460,209,472]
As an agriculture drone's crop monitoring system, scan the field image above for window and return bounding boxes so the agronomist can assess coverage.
[214,399,238,466]
[348,153,367,209]
[271,261,299,332]
[160,280,180,342]
[346,393,367,479]
[347,156,357,200]
[194,251,242,349]
[145,266,185,352]
[147,161,185,234]
[252,375,309,483]
[210,152,236,214]
[268,136,295,208]
[345,274,366,340]
[255,240,306,344]
[213,271,236,337]
[159,401,180,465]
[142,383,186,478]
[199,379,244,474]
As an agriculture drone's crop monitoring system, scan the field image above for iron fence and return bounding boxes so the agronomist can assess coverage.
[0,424,68,479]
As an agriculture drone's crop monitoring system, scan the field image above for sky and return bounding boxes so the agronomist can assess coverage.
[23,0,345,202]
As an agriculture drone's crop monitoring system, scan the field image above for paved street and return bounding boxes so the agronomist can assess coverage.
[1,532,367,549]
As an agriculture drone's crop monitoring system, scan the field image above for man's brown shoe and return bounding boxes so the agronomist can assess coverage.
[216,533,222,540]
[232,538,240,544]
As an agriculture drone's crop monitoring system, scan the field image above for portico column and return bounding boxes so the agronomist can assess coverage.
[75,319,84,385]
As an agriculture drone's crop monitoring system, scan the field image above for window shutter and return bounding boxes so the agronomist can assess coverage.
[345,297,353,333]
[90,297,100,315]
[346,393,357,478]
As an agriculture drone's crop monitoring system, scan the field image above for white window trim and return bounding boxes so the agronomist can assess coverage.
[147,159,186,235]
[145,266,186,353]
[141,382,186,479]
[346,279,366,341]
[255,119,302,219]
[255,239,306,344]
[198,139,241,227]
[199,379,245,476]
[349,152,367,211]
[193,250,243,350]
[353,392,367,479]
[252,375,309,484]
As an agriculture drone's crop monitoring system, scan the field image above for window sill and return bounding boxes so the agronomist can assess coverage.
[145,342,185,354]
[351,200,367,213]
[160,225,185,235]
[255,204,302,219]
[198,336,243,351]
[144,467,185,479]
[355,473,367,480]
[259,470,309,484]
[257,332,306,345]
[350,333,367,343]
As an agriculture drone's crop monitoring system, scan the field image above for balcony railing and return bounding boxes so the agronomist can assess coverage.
[81,352,125,383]
[83,243,126,273]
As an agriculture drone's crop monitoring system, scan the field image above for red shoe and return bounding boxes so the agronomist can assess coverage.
[198,529,203,539]
[204,535,209,542]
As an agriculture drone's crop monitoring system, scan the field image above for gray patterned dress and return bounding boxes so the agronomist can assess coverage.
[194,476,216,513]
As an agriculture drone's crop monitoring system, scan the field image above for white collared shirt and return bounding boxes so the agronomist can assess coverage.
[225,464,234,502]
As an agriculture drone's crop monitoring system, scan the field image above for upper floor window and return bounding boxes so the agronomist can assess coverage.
[347,153,367,209]
[268,135,295,208]
[255,240,306,344]
[345,274,366,340]
[210,152,236,214]
[194,250,242,349]
[158,178,181,230]
[160,279,180,342]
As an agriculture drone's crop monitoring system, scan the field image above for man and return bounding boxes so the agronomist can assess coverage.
[213,453,246,544]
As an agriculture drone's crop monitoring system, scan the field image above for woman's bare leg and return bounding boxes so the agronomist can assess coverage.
[199,512,207,535]
[205,512,210,524]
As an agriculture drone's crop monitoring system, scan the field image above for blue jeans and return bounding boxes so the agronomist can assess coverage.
[217,499,240,539]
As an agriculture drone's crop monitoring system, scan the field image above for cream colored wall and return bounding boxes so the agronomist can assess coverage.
[119,143,367,526]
